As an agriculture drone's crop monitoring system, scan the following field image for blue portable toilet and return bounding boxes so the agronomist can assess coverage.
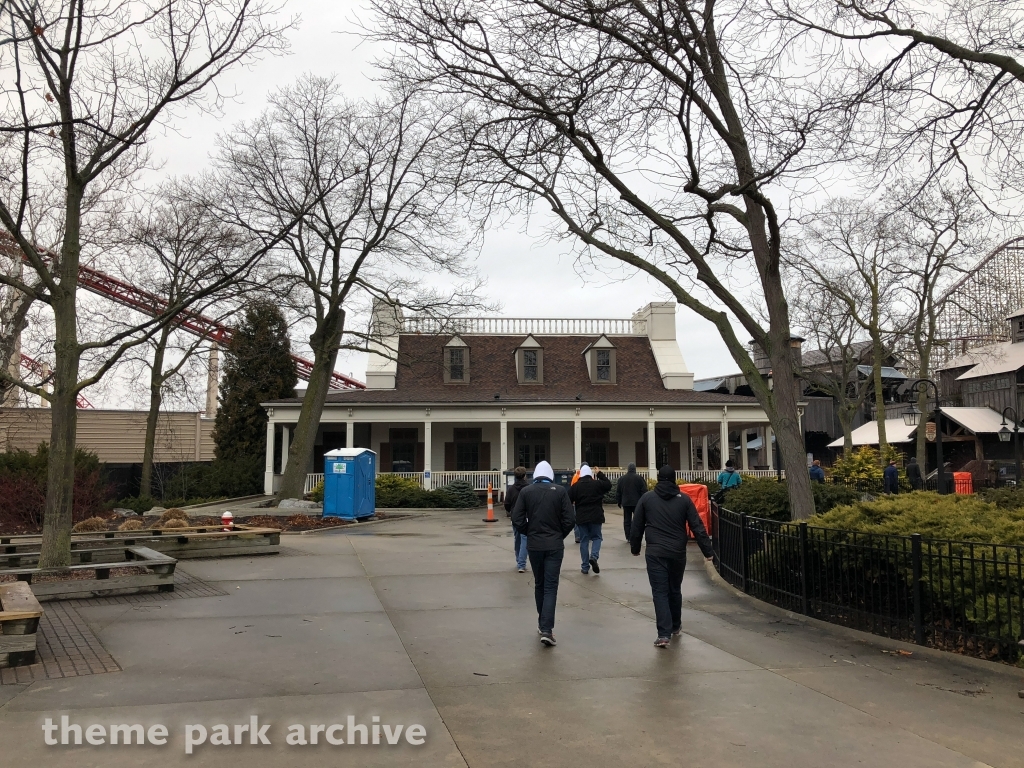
[323,448,376,520]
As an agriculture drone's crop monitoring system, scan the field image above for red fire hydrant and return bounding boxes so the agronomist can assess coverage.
[221,511,233,531]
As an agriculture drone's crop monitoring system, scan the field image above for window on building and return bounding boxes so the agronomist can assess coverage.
[389,428,418,472]
[514,428,549,470]
[596,350,611,381]
[448,427,487,471]
[585,339,616,384]
[449,348,464,381]
[524,349,538,381]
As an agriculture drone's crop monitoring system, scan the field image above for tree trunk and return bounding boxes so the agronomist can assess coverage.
[871,336,888,458]
[140,332,170,498]
[38,189,83,567]
[765,338,815,520]
[838,407,855,454]
[277,312,344,500]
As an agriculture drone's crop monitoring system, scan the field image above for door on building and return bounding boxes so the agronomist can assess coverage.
[582,428,618,468]
[386,428,423,472]
[444,428,491,471]
[513,428,550,470]
[314,429,347,473]
[636,428,680,469]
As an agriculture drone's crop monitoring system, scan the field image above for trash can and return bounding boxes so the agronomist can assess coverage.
[323,448,376,519]
[953,471,973,495]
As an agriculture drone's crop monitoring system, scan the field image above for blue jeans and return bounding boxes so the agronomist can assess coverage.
[646,553,686,638]
[512,525,528,570]
[578,523,603,572]
[528,548,564,633]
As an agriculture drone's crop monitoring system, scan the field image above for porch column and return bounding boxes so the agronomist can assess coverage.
[574,419,583,469]
[720,409,729,470]
[687,423,693,470]
[702,434,709,471]
[264,421,275,495]
[346,420,354,448]
[741,428,749,470]
[647,418,656,480]
[280,424,290,474]
[423,421,432,490]
[766,426,774,470]
[500,420,508,471]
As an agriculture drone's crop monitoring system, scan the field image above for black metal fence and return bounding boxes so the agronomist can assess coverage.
[711,507,1024,662]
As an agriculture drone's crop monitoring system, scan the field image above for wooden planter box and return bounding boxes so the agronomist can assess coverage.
[1,525,281,562]
[0,582,42,667]
[0,546,177,601]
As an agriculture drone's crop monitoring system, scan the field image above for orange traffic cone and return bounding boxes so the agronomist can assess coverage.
[482,482,497,522]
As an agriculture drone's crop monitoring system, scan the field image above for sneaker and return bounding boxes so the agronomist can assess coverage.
[581,568,589,574]
[654,637,670,648]
[575,537,580,544]
[540,632,557,647]
[589,557,600,574]
[518,567,526,573]
[671,627,683,637]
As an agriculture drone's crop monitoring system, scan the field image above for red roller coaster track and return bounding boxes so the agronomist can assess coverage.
[2,234,366,405]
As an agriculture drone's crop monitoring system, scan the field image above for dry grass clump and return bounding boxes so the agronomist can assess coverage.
[158,507,189,523]
[117,518,144,531]
[156,518,188,529]
[72,516,109,532]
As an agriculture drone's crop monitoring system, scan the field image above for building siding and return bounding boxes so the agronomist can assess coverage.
[0,408,215,463]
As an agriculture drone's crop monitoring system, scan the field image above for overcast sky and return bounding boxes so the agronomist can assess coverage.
[141,0,737,394]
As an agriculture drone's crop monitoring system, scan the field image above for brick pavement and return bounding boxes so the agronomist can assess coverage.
[0,569,225,684]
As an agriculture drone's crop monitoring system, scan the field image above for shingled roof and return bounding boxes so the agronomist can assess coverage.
[266,334,758,405]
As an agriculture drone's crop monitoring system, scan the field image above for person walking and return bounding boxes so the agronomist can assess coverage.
[717,460,742,491]
[511,461,575,646]
[883,459,900,494]
[809,459,825,484]
[568,465,612,575]
[504,466,529,572]
[616,463,648,542]
[906,456,924,490]
[630,465,715,648]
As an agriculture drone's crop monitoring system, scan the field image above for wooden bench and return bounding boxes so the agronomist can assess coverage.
[0,581,43,667]
[0,546,178,601]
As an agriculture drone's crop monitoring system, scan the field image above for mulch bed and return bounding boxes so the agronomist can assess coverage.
[0,510,406,536]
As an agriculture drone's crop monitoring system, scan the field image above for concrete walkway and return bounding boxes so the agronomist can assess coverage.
[2,509,1022,767]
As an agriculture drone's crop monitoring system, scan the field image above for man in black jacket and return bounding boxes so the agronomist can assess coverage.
[568,465,612,575]
[630,465,715,647]
[906,456,924,490]
[616,463,648,542]
[511,461,576,646]
[504,467,530,572]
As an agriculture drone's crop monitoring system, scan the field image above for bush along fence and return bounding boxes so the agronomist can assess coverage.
[711,507,1024,663]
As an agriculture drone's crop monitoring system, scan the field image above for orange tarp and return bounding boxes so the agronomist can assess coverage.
[679,483,711,538]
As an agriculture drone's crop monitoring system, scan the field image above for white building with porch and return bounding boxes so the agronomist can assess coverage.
[262,302,780,496]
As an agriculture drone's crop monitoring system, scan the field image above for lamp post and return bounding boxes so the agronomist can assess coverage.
[999,407,1022,487]
[903,379,946,494]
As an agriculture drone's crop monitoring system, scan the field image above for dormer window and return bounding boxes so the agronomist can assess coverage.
[583,335,617,384]
[444,336,470,383]
[515,335,544,384]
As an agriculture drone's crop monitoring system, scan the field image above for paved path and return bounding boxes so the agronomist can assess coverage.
[2,509,1022,767]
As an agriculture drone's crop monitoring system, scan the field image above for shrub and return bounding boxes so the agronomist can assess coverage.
[72,516,109,532]
[0,445,112,531]
[118,518,144,531]
[978,487,1024,511]
[308,480,324,503]
[811,492,1024,545]
[718,477,860,521]
[434,480,479,508]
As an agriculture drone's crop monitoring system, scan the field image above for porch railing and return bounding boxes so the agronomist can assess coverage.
[303,468,786,496]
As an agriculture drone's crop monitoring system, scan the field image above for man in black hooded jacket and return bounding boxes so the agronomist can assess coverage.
[630,465,715,647]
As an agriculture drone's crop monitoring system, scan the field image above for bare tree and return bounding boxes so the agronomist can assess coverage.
[217,76,483,501]
[771,1,1024,197]
[0,0,290,567]
[793,197,906,457]
[369,0,858,518]
[790,286,872,453]
[120,185,255,497]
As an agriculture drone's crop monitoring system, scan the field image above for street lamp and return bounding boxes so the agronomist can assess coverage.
[904,379,946,494]
[1000,407,1022,487]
